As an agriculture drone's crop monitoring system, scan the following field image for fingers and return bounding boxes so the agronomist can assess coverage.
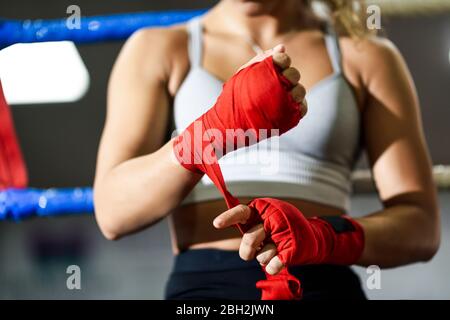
[272,52,291,70]
[255,243,285,275]
[265,256,285,275]
[238,226,285,275]
[240,232,285,275]
[282,67,300,85]
[290,84,306,103]
[300,98,308,118]
[239,223,266,261]
[256,243,277,266]
[275,52,307,117]
[213,204,252,229]
[292,85,308,118]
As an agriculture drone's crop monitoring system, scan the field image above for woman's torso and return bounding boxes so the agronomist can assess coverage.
[165,15,365,254]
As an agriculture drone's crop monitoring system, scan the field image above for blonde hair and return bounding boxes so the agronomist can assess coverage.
[308,0,372,37]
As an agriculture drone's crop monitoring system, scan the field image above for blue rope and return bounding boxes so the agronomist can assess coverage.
[0,187,94,221]
[0,9,207,49]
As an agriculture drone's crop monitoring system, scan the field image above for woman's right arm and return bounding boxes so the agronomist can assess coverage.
[93,29,201,240]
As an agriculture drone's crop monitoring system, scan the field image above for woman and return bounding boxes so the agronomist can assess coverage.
[93,0,440,300]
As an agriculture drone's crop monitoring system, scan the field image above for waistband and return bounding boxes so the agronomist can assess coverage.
[171,248,356,275]
[173,249,260,273]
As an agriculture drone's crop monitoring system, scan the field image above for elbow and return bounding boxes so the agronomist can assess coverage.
[95,207,123,241]
[93,186,124,241]
[98,222,122,241]
[418,208,441,262]
[418,234,440,263]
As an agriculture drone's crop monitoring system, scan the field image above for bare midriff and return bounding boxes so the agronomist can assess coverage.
[169,197,345,254]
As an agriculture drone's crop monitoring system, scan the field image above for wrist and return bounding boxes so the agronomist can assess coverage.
[308,215,365,265]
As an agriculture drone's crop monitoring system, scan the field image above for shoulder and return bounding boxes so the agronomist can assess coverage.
[114,25,189,83]
[339,35,406,85]
[340,35,401,64]
[128,25,188,53]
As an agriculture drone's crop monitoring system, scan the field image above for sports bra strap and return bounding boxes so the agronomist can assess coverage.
[324,25,342,73]
[186,17,203,68]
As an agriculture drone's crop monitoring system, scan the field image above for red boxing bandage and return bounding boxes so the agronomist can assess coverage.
[173,56,304,300]
[248,198,365,300]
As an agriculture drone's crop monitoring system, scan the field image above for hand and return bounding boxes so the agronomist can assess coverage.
[214,198,365,275]
[173,45,307,174]
[239,44,307,118]
[213,204,285,275]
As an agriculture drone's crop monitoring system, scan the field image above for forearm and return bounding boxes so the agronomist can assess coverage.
[94,139,201,240]
[356,204,440,268]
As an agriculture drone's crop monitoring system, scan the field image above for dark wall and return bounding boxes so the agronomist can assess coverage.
[383,14,450,164]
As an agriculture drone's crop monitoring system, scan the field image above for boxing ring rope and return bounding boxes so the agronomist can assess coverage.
[0,187,93,221]
[1,6,449,221]
[0,9,206,49]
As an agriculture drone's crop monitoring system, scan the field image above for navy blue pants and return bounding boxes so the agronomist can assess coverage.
[165,249,367,300]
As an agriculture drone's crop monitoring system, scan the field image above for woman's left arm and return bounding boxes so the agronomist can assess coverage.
[355,38,440,267]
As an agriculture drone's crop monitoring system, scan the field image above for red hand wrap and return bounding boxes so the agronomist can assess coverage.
[247,198,365,265]
[173,56,300,176]
[248,198,364,300]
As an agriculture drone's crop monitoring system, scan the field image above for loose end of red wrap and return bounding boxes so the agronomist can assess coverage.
[257,269,302,300]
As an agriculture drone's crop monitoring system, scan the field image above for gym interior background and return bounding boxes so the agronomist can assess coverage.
[0,0,449,299]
